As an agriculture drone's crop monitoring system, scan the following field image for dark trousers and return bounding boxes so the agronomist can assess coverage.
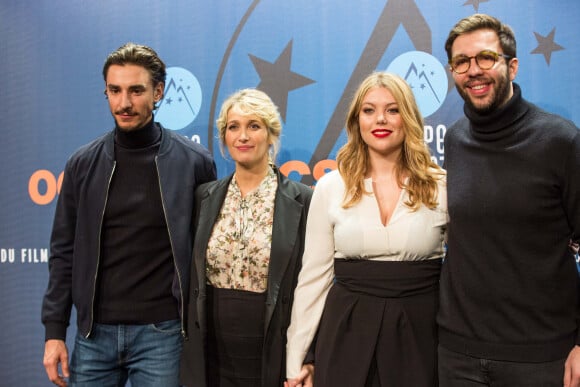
[438,346,565,387]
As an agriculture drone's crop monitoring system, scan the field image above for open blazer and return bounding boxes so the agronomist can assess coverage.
[180,167,312,387]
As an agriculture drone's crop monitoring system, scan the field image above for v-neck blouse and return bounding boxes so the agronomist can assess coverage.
[318,170,447,262]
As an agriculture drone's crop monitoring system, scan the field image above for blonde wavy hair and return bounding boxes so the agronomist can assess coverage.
[337,71,444,210]
[215,88,282,164]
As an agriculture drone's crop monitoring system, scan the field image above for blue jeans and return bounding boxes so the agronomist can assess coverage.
[438,346,565,387]
[70,320,183,387]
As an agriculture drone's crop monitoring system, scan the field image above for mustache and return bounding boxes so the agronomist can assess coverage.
[115,108,135,115]
[465,76,492,85]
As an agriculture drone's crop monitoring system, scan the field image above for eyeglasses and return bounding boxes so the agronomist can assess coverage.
[449,50,512,74]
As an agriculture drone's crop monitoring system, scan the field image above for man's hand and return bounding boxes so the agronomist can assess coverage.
[43,339,69,387]
[285,364,314,387]
[564,345,580,387]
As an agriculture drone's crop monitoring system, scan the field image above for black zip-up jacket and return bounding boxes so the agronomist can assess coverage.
[41,123,217,341]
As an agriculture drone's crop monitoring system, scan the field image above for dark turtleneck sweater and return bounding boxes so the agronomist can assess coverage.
[438,83,580,362]
[95,118,179,324]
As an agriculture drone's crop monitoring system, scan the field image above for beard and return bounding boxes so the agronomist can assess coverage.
[457,67,512,115]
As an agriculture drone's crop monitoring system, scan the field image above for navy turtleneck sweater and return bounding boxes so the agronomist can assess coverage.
[95,118,178,324]
[438,83,580,362]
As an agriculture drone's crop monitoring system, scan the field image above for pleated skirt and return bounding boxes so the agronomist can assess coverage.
[314,258,442,387]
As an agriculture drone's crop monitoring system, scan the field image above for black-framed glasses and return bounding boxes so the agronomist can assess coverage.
[449,50,512,74]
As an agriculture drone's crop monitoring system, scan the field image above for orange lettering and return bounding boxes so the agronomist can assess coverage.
[29,170,57,205]
[312,159,337,181]
[56,171,64,194]
[280,160,311,178]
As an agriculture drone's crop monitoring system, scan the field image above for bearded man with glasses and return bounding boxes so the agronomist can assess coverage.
[437,13,580,387]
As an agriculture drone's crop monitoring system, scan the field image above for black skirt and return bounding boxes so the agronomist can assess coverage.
[206,285,266,387]
[314,258,442,387]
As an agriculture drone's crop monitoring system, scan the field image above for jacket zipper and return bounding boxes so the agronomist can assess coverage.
[155,156,186,337]
[86,161,116,338]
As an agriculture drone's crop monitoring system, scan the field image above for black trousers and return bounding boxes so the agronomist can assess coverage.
[438,346,565,387]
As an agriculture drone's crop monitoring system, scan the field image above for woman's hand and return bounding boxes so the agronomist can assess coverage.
[285,364,314,387]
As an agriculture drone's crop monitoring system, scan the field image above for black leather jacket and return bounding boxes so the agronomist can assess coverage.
[41,123,216,341]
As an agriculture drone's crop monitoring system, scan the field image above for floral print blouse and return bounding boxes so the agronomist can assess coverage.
[206,168,277,292]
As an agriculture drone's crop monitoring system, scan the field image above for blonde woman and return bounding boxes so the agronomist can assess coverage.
[180,89,312,387]
[286,72,447,387]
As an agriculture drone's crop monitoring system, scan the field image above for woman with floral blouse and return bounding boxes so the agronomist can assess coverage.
[180,88,312,387]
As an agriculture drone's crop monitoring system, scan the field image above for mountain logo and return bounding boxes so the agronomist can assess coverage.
[156,67,202,130]
[387,51,447,117]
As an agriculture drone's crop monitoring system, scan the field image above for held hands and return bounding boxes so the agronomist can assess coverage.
[285,364,314,387]
[43,339,69,387]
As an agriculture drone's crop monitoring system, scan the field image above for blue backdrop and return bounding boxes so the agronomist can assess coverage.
[1,1,579,385]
